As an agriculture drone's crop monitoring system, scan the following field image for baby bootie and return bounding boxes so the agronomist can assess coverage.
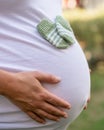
[55,16,75,45]
[37,19,69,49]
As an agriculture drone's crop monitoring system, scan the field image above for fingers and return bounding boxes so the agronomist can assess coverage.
[27,111,45,124]
[84,104,87,110]
[33,71,71,109]
[35,109,60,121]
[41,102,68,118]
[27,107,66,124]
[34,71,61,83]
[45,91,71,109]
[84,98,90,110]
[87,98,90,103]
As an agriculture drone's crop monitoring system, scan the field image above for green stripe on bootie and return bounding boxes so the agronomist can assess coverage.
[55,22,75,45]
[55,16,75,45]
[37,19,69,49]
[55,16,73,31]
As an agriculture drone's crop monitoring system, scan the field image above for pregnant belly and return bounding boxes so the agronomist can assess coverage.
[0,41,90,129]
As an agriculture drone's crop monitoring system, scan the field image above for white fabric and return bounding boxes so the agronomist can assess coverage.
[0,0,90,130]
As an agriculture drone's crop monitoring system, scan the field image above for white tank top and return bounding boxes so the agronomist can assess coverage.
[0,0,90,129]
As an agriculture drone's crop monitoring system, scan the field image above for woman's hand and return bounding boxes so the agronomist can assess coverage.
[84,68,91,110]
[84,98,90,110]
[2,71,71,124]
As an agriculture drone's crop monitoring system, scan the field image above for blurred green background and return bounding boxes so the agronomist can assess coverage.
[63,0,104,130]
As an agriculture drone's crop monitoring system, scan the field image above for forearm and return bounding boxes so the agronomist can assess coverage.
[0,69,14,95]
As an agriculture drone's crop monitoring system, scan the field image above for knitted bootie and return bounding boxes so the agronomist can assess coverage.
[55,16,75,45]
[37,19,69,49]
[55,16,73,31]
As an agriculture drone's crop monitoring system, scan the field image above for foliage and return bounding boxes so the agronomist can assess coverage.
[63,7,104,70]
[63,7,104,130]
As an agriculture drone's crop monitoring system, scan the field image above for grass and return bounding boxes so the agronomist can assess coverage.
[67,69,104,130]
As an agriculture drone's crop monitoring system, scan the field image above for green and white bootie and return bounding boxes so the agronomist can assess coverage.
[55,16,75,45]
[37,19,69,49]
[55,16,72,31]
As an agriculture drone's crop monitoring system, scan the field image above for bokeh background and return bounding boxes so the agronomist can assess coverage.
[62,0,104,130]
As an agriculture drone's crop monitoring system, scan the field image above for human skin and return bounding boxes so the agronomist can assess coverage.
[0,69,90,124]
[0,70,71,123]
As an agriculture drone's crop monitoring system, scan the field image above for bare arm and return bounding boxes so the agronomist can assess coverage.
[0,70,71,123]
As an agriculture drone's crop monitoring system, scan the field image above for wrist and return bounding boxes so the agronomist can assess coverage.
[0,70,15,95]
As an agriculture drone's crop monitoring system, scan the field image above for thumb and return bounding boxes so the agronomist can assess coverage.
[34,71,61,83]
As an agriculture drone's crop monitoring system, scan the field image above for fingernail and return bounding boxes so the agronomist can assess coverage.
[66,104,71,109]
[63,113,68,118]
[54,76,61,82]
[64,112,68,118]
[56,118,60,121]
